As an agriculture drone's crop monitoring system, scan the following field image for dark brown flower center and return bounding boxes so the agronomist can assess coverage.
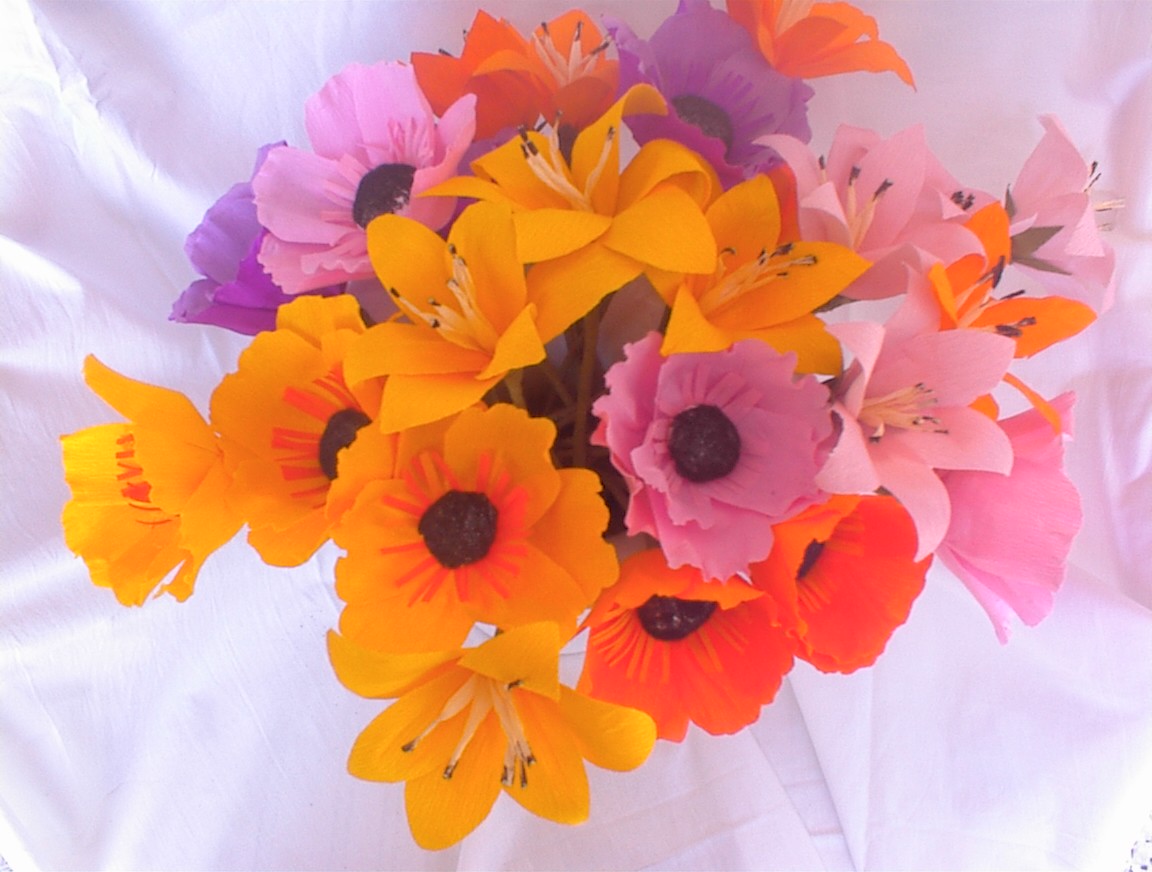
[668,404,742,483]
[796,539,825,581]
[352,163,416,228]
[636,595,718,641]
[317,408,372,480]
[418,490,499,568]
[671,94,734,153]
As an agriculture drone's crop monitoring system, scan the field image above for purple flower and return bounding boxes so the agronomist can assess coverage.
[172,143,342,335]
[593,332,836,581]
[607,0,813,188]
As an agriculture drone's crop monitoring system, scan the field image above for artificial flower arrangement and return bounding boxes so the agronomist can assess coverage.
[60,0,1114,851]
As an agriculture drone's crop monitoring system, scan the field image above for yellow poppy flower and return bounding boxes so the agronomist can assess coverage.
[332,404,617,652]
[61,356,242,605]
[426,84,720,338]
[328,622,657,850]
[345,200,549,433]
[660,174,870,373]
[210,295,383,566]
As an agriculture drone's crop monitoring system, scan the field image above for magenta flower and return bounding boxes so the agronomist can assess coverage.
[252,62,476,295]
[761,124,994,299]
[816,321,1016,560]
[171,143,344,335]
[937,393,1082,642]
[1007,115,1116,311]
[607,0,812,189]
[593,333,835,581]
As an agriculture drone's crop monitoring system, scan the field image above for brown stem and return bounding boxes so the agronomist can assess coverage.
[572,305,601,470]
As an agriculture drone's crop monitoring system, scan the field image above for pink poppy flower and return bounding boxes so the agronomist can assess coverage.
[252,62,476,295]
[593,332,836,581]
[937,393,1082,642]
[1007,115,1116,311]
[816,320,1015,560]
[761,124,993,299]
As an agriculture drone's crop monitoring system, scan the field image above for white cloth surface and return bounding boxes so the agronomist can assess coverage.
[1,1,1150,869]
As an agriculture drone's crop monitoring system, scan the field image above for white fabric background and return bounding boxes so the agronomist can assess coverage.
[1,1,1150,869]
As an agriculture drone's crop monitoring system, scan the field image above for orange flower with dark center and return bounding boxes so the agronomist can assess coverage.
[578,548,796,741]
[750,495,929,672]
[727,0,914,85]
[210,295,382,566]
[334,404,618,652]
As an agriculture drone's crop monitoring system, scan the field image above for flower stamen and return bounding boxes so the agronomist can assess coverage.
[860,382,947,441]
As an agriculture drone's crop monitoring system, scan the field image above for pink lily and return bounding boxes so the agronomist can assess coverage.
[817,320,1015,560]
[937,393,1082,642]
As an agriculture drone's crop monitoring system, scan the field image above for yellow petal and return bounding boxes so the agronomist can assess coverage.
[327,630,460,699]
[504,692,589,825]
[376,372,499,434]
[276,293,366,341]
[405,712,505,850]
[513,208,613,264]
[346,324,491,383]
[617,138,719,212]
[600,184,716,274]
[528,243,642,342]
[558,686,656,772]
[367,214,450,299]
[348,669,473,783]
[450,201,529,329]
[476,304,546,380]
[458,622,562,701]
[753,316,844,375]
[469,134,576,211]
[422,173,519,209]
[704,174,781,258]
[661,285,737,355]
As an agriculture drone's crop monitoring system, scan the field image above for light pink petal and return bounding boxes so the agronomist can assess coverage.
[869,328,1013,407]
[757,133,824,195]
[900,220,983,266]
[1012,115,1091,206]
[870,437,951,561]
[935,548,1046,643]
[306,62,429,161]
[798,182,853,247]
[815,407,881,494]
[822,124,882,188]
[855,125,929,251]
[893,405,1013,475]
[253,147,354,247]
[828,321,885,400]
[259,236,373,295]
[1000,391,1075,458]
[841,248,917,300]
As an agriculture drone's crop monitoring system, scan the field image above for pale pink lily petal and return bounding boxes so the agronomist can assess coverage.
[895,405,1012,474]
[868,328,1015,407]
[870,436,952,561]
[938,393,1082,642]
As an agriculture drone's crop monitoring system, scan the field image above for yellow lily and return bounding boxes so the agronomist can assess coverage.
[329,622,657,850]
[427,84,720,338]
[660,174,870,373]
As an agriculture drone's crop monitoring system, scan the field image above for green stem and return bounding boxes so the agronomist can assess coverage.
[572,305,601,470]
[505,369,526,409]
[538,357,575,407]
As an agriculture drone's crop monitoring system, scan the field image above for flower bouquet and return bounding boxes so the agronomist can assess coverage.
[60,0,1114,851]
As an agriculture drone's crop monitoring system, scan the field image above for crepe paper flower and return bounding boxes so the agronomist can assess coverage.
[726,0,914,85]
[816,321,1016,561]
[750,494,929,673]
[760,124,994,300]
[61,357,242,606]
[607,0,813,189]
[428,84,719,335]
[209,295,382,567]
[413,10,619,142]
[578,548,796,742]
[252,61,476,295]
[344,201,550,434]
[329,622,656,850]
[333,404,618,652]
[1005,115,1117,311]
[593,333,836,581]
[171,143,345,336]
[937,393,1082,643]
[660,173,869,374]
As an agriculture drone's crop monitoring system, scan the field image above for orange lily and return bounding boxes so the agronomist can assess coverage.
[727,0,915,85]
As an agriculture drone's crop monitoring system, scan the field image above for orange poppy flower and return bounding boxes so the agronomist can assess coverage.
[61,357,242,605]
[577,548,796,741]
[412,9,618,140]
[726,0,914,85]
[750,494,929,672]
[333,404,618,652]
[210,295,383,566]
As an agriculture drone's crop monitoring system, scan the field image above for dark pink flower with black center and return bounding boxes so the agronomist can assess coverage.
[593,332,836,581]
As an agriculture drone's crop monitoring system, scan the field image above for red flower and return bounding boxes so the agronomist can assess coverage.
[578,548,796,741]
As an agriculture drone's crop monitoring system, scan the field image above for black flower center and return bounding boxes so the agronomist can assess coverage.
[796,539,825,581]
[636,595,718,641]
[418,490,499,569]
[671,94,734,154]
[352,163,416,228]
[668,404,742,483]
[317,408,372,480]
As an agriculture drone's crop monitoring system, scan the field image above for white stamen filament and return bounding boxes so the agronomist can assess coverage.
[531,20,605,86]
[859,382,946,441]
[697,245,818,313]
[843,167,890,249]
[389,248,500,352]
[519,126,615,212]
